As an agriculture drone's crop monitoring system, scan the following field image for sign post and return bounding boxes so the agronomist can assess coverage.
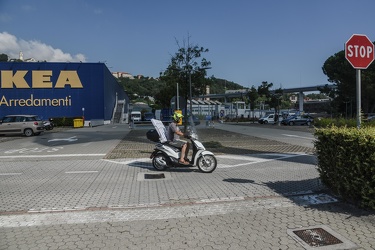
[345,34,374,128]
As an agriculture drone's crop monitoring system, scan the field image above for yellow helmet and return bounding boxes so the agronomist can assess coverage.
[172,112,183,122]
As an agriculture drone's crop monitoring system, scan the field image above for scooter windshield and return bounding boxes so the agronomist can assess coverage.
[186,116,198,140]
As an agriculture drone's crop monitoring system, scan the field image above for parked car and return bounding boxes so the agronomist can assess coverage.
[365,115,375,122]
[281,115,314,126]
[0,115,45,136]
[258,114,280,124]
[130,111,142,123]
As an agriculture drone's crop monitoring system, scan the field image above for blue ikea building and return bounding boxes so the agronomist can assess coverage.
[0,62,129,126]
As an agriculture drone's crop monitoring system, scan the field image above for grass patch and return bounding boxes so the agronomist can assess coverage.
[203,141,223,148]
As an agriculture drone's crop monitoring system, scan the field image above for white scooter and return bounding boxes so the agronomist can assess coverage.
[147,119,217,173]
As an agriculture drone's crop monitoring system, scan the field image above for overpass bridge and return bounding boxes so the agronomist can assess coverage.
[198,84,336,112]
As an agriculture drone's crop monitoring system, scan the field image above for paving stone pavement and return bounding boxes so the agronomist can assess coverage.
[0,123,374,250]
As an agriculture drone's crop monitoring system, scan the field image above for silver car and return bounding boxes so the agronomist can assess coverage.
[0,115,45,137]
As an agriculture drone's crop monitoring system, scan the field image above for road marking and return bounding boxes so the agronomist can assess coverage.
[216,153,308,168]
[4,147,64,154]
[0,193,337,228]
[103,159,145,165]
[65,171,99,174]
[0,173,22,176]
[0,154,105,159]
[48,136,78,142]
[103,153,309,169]
[281,134,313,140]
[0,197,294,227]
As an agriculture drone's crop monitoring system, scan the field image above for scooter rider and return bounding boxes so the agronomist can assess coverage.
[167,112,190,165]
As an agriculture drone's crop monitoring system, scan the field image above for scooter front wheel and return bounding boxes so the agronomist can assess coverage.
[197,154,217,173]
[152,152,169,171]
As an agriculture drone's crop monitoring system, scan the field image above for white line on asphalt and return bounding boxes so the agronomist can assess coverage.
[103,159,150,165]
[281,134,313,140]
[48,136,78,142]
[103,154,309,169]
[0,197,296,228]
[216,153,308,168]
[0,173,22,176]
[0,193,338,228]
[0,154,106,159]
[65,171,99,174]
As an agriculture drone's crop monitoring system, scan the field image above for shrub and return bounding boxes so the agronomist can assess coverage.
[51,117,82,127]
[314,126,375,209]
[314,117,357,128]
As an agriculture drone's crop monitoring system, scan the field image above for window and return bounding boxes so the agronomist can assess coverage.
[15,116,25,122]
[3,117,15,122]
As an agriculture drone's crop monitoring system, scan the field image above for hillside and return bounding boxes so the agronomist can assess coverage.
[118,76,245,100]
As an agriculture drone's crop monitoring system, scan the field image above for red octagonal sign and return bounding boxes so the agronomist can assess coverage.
[345,34,374,69]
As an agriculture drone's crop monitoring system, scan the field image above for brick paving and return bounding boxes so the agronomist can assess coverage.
[0,123,374,250]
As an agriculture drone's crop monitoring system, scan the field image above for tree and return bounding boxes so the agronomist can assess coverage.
[159,35,211,115]
[247,86,259,121]
[256,81,272,109]
[257,81,273,97]
[269,88,283,115]
[322,43,375,115]
[0,53,8,62]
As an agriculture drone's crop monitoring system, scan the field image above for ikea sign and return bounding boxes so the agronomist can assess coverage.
[0,62,127,122]
[1,70,83,89]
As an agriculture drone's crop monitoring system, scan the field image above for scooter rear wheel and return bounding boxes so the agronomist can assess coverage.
[152,152,169,171]
[197,154,217,173]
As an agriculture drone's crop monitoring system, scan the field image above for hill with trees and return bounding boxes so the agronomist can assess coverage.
[117,76,245,109]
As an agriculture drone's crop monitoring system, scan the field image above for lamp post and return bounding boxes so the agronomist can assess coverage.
[176,82,179,110]
[188,71,193,116]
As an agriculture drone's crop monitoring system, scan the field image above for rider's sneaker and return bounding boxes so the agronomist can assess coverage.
[184,158,193,164]
[178,159,189,165]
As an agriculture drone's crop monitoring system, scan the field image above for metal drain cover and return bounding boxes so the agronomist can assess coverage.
[294,227,342,247]
[137,172,172,181]
[287,225,357,250]
[144,173,165,179]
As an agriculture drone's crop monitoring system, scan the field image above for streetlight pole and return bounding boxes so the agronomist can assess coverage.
[189,71,192,116]
[177,82,179,110]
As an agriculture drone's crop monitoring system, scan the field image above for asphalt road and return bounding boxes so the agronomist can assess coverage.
[213,122,315,149]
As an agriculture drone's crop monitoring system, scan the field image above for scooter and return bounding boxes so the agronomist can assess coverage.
[43,119,54,130]
[147,119,217,173]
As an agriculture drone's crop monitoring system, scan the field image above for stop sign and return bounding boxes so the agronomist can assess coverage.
[345,34,374,69]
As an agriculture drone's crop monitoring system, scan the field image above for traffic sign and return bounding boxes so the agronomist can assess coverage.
[345,34,374,69]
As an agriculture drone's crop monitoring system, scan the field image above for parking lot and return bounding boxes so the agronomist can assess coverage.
[0,123,374,249]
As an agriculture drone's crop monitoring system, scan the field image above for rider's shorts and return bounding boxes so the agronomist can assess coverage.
[169,139,187,149]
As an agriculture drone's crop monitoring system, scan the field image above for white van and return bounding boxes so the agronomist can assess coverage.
[130,111,141,123]
[258,113,280,124]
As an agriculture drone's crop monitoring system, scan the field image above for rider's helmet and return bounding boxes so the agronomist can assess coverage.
[172,112,183,122]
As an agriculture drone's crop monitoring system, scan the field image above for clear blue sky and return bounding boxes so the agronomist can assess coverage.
[1,0,375,89]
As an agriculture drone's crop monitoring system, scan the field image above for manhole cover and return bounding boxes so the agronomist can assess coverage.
[293,227,342,247]
[137,172,171,181]
[144,173,165,179]
[287,225,357,250]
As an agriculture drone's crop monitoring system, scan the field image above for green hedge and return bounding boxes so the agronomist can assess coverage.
[314,117,357,128]
[51,117,83,127]
[314,117,375,128]
[314,126,375,209]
